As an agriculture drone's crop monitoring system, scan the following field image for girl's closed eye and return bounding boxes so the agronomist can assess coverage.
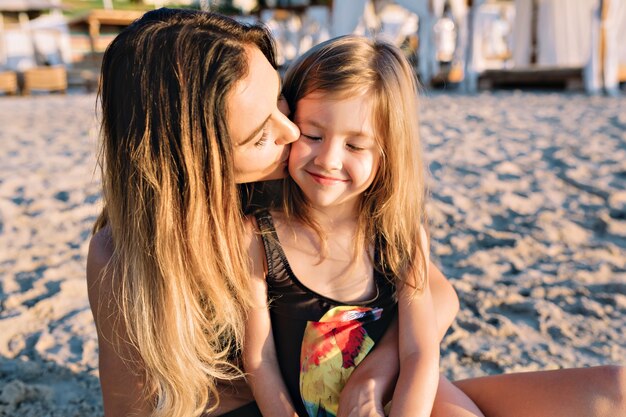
[301,132,322,141]
[346,143,365,151]
[347,137,376,151]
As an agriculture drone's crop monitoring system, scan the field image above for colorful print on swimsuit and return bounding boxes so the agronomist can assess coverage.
[299,306,383,417]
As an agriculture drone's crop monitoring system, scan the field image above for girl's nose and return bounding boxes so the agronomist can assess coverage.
[314,141,342,171]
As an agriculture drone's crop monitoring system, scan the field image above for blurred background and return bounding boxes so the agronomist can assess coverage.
[0,0,624,95]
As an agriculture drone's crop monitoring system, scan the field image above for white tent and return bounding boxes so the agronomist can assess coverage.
[601,0,626,94]
[512,0,622,94]
[331,0,623,94]
[331,0,470,88]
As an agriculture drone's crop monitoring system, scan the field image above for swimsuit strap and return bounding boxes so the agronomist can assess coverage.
[253,209,290,285]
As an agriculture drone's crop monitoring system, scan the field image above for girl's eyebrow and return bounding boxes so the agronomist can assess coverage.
[299,119,373,138]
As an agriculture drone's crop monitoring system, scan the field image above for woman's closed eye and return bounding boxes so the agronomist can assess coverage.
[254,126,270,148]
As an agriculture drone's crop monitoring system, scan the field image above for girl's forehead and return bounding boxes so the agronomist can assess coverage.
[301,88,371,102]
[295,93,379,140]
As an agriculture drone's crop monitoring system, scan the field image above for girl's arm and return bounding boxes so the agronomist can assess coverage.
[388,231,440,417]
[86,229,152,417]
[337,262,458,417]
[243,219,299,417]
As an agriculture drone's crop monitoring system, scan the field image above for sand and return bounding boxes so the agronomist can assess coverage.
[0,91,624,416]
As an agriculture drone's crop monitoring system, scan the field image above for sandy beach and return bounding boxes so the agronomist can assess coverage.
[0,91,624,416]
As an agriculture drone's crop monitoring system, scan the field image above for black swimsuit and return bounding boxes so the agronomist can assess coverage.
[254,210,397,417]
[215,402,262,417]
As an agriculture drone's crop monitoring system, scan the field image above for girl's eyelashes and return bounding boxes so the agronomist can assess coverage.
[346,143,364,151]
[254,126,270,148]
[301,132,367,151]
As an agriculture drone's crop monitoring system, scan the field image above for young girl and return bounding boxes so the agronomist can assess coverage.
[242,35,626,417]
[244,35,442,417]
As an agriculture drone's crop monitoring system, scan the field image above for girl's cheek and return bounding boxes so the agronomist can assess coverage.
[278,97,291,116]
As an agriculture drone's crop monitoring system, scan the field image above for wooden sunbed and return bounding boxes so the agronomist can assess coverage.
[22,66,67,94]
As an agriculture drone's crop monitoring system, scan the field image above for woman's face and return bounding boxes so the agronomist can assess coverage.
[228,46,300,184]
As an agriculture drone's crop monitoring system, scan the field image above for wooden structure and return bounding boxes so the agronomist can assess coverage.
[0,0,69,94]
[0,71,19,95]
[69,9,144,57]
[23,65,67,94]
[478,67,584,90]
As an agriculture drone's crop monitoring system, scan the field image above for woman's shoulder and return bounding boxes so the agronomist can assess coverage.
[89,225,114,265]
[86,225,115,301]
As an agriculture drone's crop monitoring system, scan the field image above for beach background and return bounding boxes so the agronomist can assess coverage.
[0,90,624,416]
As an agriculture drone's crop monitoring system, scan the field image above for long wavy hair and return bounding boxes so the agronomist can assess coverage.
[93,8,276,417]
[282,36,428,293]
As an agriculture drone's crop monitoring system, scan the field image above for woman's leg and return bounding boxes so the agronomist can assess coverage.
[453,366,626,417]
[432,375,485,417]
[429,262,460,342]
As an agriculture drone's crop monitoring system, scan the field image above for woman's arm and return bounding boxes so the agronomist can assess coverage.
[86,228,152,417]
[242,219,298,417]
[388,230,440,417]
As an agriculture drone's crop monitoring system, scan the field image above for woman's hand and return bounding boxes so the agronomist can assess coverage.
[337,378,387,417]
[337,319,399,417]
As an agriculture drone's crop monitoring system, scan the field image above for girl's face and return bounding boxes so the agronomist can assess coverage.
[289,92,381,214]
[229,46,300,184]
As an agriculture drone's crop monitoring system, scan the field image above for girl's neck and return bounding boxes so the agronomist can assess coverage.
[308,204,359,234]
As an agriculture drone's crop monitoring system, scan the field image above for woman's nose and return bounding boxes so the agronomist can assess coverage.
[275,111,300,145]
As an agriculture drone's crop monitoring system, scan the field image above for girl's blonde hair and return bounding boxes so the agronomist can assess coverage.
[93,8,276,417]
[282,35,428,293]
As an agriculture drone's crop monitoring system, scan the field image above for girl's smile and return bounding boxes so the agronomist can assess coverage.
[305,169,350,185]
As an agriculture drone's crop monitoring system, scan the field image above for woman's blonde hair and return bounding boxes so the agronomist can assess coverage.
[282,35,428,293]
[93,8,276,417]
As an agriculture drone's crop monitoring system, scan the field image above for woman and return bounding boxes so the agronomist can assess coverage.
[87,8,298,417]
